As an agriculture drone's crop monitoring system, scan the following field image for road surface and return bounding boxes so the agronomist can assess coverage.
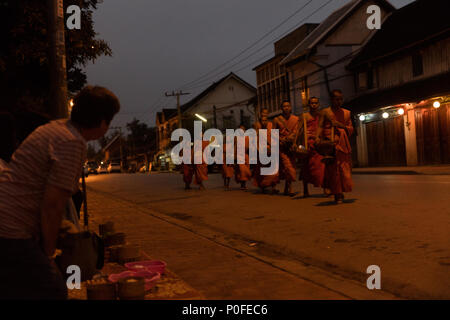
[86,172,450,299]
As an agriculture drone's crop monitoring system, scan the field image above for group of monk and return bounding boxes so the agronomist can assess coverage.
[181,89,354,204]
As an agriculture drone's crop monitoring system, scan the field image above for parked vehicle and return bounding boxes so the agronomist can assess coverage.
[97,164,108,174]
[86,161,98,174]
[107,161,121,173]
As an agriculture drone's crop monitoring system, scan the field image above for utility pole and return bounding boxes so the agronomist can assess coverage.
[165,91,190,128]
[47,0,69,119]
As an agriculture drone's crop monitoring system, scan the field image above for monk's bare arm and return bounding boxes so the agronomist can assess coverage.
[316,110,326,142]
[344,114,354,136]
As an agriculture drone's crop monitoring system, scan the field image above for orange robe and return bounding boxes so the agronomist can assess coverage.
[194,140,209,185]
[234,136,252,183]
[300,114,324,187]
[321,107,353,194]
[253,121,279,188]
[181,148,194,184]
[182,164,194,184]
[275,114,299,182]
[221,141,234,179]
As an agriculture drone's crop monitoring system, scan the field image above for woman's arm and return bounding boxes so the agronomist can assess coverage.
[40,184,71,257]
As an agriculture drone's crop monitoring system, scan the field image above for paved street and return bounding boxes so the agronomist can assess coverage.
[86,172,450,299]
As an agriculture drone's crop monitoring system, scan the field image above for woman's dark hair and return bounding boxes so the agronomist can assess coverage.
[70,85,120,128]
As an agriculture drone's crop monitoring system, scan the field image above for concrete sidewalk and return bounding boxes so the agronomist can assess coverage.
[85,187,399,300]
[352,165,450,175]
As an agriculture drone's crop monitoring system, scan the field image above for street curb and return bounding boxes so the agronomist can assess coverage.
[352,170,419,175]
[352,170,450,175]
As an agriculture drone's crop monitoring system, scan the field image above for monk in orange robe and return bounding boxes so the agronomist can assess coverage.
[194,140,210,190]
[253,108,279,193]
[299,97,324,197]
[273,101,299,196]
[182,164,194,189]
[234,125,252,190]
[221,138,234,189]
[181,147,194,190]
[316,89,354,203]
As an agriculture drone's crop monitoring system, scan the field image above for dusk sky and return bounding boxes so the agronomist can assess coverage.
[85,0,415,130]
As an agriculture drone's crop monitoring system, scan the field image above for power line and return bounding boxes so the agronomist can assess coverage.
[180,0,336,91]
[175,0,317,91]
[185,51,273,92]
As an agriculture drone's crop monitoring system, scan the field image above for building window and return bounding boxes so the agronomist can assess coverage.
[300,77,309,106]
[412,53,423,77]
[358,71,367,89]
[222,116,235,129]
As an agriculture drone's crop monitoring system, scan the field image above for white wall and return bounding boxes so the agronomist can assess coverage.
[188,77,256,130]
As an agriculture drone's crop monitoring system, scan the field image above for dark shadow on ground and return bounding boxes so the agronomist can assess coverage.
[292,193,329,200]
[315,198,357,206]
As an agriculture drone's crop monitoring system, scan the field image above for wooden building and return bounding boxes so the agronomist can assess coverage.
[280,0,394,114]
[347,0,450,166]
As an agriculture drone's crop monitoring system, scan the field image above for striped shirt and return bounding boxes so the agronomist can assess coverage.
[0,120,86,239]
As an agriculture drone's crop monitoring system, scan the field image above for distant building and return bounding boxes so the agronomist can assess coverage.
[102,134,121,163]
[155,73,256,169]
[179,72,256,132]
[253,23,318,117]
[347,0,450,167]
[156,108,178,159]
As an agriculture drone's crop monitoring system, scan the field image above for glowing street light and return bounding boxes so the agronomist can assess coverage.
[195,113,207,122]
[382,112,389,119]
[398,108,405,115]
[359,115,366,121]
[433,101,441,109]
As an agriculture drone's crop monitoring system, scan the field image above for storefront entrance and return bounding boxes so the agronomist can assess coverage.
[415,103,450,164]
[366,116,406,166]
